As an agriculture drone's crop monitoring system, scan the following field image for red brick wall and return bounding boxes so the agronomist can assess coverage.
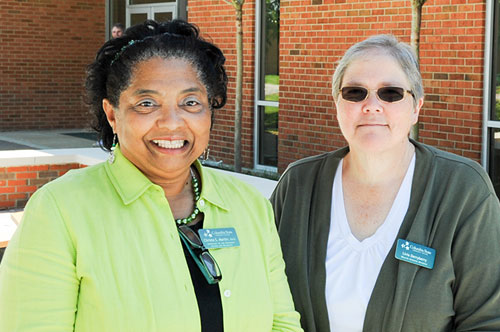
[0,164,85,209]
[1,0,487,173]
[190,0,486,172]
[418,1,485,161]
[279,0,486,171]
[189,0,257,168]
[0,0,105,131]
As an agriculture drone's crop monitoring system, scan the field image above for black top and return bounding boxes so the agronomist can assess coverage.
[181,220,224,332]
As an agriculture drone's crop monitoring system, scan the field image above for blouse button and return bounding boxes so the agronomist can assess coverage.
[198,199,205,207]
[224,289,231,298]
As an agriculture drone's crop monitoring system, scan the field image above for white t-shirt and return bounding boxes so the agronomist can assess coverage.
[325,155,415,332]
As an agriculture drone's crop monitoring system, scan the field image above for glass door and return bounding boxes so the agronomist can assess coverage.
[127,6,148,26]
[152,4,176,22]
[126,2,176,27]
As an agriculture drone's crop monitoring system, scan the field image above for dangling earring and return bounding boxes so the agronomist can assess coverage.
[108,133,118,164]
[202,147,210,161]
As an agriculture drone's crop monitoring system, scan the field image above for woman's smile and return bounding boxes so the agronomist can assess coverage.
[152,139,187,150]
[103,57,212,181]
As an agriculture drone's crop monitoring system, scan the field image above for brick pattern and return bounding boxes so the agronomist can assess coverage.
[190,0,487,172]
[278,0,486,171]
[418,1,485,161]
[0,0,105,130]
[0,0,488,173]
[0,164,86,209]
[189,0,257,168]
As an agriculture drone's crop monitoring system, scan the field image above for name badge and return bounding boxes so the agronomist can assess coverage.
[198,227,240,249]
[395,239,436,269]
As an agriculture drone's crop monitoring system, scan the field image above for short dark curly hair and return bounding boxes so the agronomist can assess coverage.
[85,19,228,151]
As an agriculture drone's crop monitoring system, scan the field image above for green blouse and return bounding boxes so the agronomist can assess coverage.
[0,147,302,332]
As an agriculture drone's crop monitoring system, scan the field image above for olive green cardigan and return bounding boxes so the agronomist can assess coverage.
[271,141,500,332]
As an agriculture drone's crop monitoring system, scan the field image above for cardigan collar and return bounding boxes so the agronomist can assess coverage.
[302,139,435,331]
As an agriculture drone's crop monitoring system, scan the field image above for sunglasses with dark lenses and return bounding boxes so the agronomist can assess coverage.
[340,86,414,103]
[178,225,222,284]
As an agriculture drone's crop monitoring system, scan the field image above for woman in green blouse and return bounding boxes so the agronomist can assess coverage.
[0,19,302,332]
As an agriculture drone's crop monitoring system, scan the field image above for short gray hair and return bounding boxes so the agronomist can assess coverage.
[331,34,424,106]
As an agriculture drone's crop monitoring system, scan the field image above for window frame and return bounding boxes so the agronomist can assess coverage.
[483,0,500,166]
[253,0,279,172]
[483,0,500,197]
[126,3,177,27]
[106,0,185,40]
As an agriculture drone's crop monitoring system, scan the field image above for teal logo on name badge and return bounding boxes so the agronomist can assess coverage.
[395,239,436,269]
[198,227,240,249]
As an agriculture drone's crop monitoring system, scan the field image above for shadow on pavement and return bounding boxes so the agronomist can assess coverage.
[0,140,34,151]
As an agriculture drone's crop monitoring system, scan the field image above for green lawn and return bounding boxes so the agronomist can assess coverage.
[496,99,500,120]
[265,106,278,135]
[265,75,279,85]
[266,92,278,102]
[263,77,279,134]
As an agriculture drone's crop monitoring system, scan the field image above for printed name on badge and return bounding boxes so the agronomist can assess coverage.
[198,227,240,249]
[395,239,436,269]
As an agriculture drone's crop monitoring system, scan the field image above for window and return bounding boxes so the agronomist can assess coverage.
[108,0,126,39]
[107,0,185,39]
[126,1,177,27]
[254,0,279,169]
[487,0,500,197]
[130,0,175,3]
[127,4,176,27]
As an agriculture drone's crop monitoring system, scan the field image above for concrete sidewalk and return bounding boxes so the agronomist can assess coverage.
[0,129,98,150]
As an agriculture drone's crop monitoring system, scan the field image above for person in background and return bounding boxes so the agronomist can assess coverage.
[0,19,302,332]
[111,22,124,38]
[271,34,500,331]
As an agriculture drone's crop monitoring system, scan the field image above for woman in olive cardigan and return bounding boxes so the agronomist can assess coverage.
[271,35,500,331]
